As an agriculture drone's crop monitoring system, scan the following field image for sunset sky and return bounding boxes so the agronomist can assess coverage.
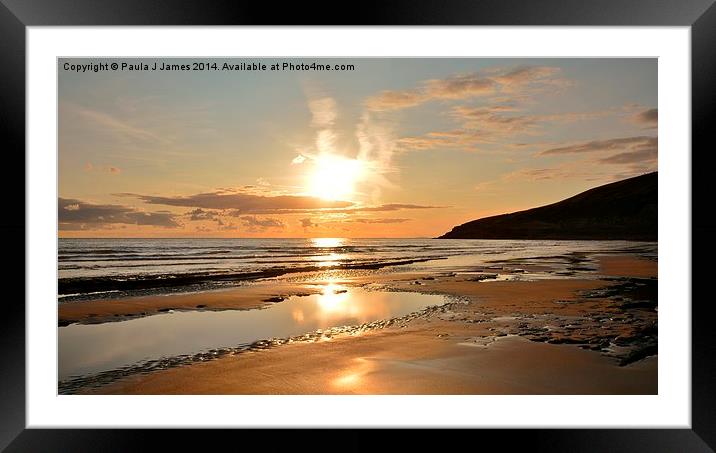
[58,58,657,238]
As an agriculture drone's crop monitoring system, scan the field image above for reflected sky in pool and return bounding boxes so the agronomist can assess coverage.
[59,282,448,380]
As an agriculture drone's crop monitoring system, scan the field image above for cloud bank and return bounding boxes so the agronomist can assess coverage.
[59,198,179,229]
[124,190,354,213]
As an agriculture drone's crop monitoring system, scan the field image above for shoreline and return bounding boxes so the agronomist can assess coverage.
[58,256,447,300]
[62,253,658,395]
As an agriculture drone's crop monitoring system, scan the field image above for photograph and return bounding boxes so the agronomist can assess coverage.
[57,57,658,395]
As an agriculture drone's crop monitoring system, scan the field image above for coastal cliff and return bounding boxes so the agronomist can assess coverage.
[439,172,657,241]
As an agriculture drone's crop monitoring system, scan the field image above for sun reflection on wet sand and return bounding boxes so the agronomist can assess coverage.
[317,281,350,311]
[313,280,391,325]
[332,358,374,391]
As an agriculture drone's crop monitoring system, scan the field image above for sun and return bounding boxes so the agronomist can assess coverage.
[307,154,365,201]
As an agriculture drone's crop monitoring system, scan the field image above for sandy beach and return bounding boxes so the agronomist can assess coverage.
[63,253,657,395]
[57,57,660,398]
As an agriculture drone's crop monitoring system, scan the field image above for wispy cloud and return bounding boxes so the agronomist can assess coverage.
[69,104,169,144]
[540,136,656,156]
[505,136,656,182]
[305,93,339,155]
[308,96,337,128]
[396,104,614,152]
[365,66,570,112]
[532,135,658,178]
[351,218,411,224]
[84,162,122,174]
[631,108,658,129]
[354,112,399,201]
[452,105,610,132]
[396,130,491,152]
[506,166,607,182]
[490,66,570,92]
[597,138,657,165]
[348,203,441,212]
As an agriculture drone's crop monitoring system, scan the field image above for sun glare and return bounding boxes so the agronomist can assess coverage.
[307,154,365,201]
[311,237,344,248]
[317,282,350,312]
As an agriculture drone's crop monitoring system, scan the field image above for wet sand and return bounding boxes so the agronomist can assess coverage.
[76,254,657,395]
[597,254,657,278]
[58,283,324,326]
[97,328,656,395]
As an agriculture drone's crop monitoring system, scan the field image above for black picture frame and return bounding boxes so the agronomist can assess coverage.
[2,0,713,450]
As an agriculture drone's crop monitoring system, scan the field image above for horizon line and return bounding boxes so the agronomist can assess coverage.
[57,236,437,240]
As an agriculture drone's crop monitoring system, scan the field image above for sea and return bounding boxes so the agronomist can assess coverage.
[58,237,657,301]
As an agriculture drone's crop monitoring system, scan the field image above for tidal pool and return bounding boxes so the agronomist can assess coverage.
[59,282,449,381]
